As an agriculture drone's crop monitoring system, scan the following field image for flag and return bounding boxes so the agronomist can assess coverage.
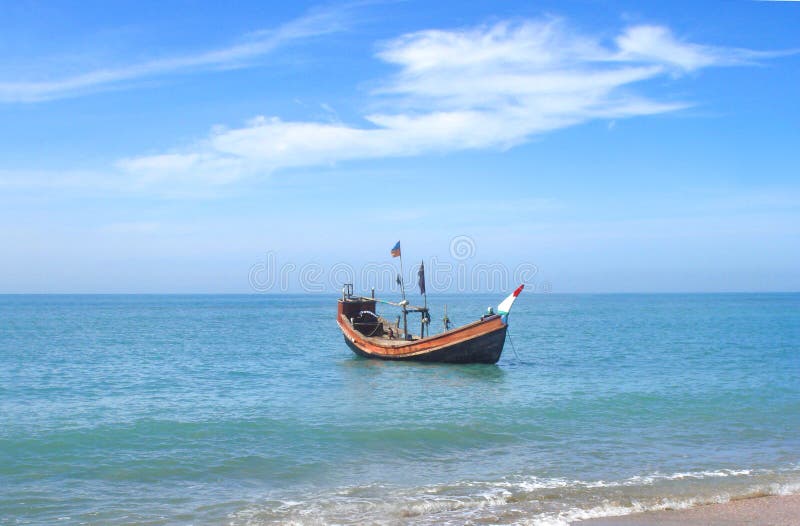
[418,260,426,295]
[390,241,401,258]
[497,284,524,316]
[396,273,402,286]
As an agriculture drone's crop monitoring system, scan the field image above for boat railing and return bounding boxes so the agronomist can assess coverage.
[351,295,427,313]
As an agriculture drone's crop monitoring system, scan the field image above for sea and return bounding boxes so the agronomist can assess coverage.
[1,293,799,525]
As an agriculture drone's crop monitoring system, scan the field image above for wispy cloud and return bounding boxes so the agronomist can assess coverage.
[0,4,351,103]
[612,25,794,71]
[3,16,791,193]
[116,18,785,187]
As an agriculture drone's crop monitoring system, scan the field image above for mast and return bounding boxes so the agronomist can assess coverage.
[422,289,427,338]
[398,250,406,301]
[419,259,428,338]
[398,246,408,339]
[402,304,408,340]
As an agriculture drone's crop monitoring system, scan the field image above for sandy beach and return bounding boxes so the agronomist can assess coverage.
[582,494,800,526]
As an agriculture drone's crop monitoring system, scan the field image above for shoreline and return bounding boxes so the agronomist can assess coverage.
[580,493,800,526]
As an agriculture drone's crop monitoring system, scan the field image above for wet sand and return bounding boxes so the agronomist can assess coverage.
[582,494,800,526]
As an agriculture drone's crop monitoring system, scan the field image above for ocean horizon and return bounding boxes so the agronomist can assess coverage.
[1,292,798,524]
[2,291,798,295]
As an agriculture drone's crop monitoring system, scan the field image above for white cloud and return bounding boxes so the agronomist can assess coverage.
[613,24,798,71]
[27,17,791,190]
[120,19,736,185]
[614,25,721,71]
[0,5,351,103]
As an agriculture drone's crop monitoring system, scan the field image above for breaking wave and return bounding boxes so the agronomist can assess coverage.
[228,467,800,525]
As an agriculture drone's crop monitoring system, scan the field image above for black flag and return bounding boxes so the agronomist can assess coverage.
[396,273,402,286]
[418,260,426,295]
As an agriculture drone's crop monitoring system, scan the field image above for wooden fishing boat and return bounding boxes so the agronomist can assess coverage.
[336,244,524,363]
[337,289,516,363]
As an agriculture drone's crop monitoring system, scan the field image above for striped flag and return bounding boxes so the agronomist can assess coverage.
[497,284,524,316]
[390,241,401,258]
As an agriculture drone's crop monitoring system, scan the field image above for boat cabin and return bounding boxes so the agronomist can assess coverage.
[338,284,384,337]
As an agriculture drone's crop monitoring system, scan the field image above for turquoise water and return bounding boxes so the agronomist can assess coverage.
[1,293,799,525]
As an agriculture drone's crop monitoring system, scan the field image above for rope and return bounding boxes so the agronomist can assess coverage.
[353,311,385,338]
[364,323,383,337]
[507,327,524,364]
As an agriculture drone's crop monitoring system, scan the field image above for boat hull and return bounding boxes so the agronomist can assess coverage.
[343,324,507,363]
[338,301,508,363]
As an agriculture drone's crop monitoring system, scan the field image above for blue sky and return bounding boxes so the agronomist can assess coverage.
[1,0,798,293]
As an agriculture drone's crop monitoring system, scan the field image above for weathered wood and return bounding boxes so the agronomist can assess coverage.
[337,297,508,364]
